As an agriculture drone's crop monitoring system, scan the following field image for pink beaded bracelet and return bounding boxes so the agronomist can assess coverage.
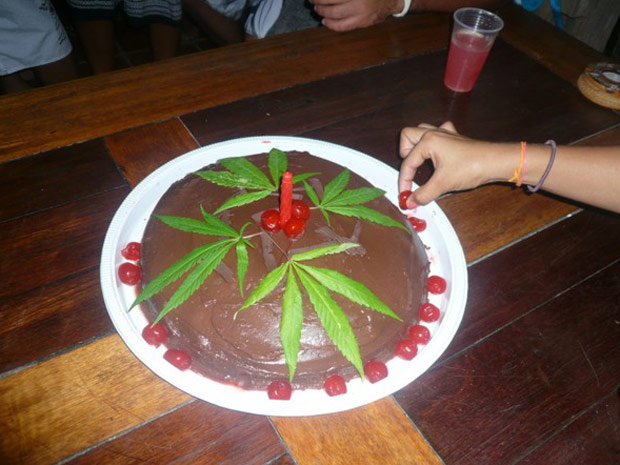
[527,140,557,193]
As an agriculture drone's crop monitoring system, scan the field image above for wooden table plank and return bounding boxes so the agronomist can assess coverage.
[273,398,442,465]
[0,270,112,374]
[0,335,190,465]
[442,209,620,361]
[0,139,125,222]
[63,400,286,465]
[0,187,129,300]
[395,235,620,465]
[0,14,449,162]
[105,118,199,187]
[517,392,620,465]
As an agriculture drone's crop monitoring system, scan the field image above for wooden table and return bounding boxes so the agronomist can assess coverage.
[1,4,618,464]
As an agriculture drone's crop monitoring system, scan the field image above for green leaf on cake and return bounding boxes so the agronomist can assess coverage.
[236,240,249,296]
[302,168,409,232]
[197,151,320,213]
[291,242,359,262]
[155,212,237,238]
[268,148,287,186]
[302,180,320,207]
[295,267,364,378]
[214,190,272,215]
[194,170,269,190]
[295,264,401,321]
[200,206,240,237]
[219,157,275,190]
[131,241,232,309]
[281,267,303,381]
[237,263,289,314]
[238,243,400,380]
[292,172,320,184]
[326,187,385,206]
[324,205,409,232]
[153,241,235,324]
[321,169,350,204]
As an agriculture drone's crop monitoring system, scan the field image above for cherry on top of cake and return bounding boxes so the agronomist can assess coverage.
[130,148,413,382]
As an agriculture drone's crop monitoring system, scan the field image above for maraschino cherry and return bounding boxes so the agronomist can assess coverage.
[267,379,292,400]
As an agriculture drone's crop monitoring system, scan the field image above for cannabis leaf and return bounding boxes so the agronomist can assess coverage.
[195,148,318,214]
[131,212,255,323]
[237,243,400,381]
[303,169,409,232]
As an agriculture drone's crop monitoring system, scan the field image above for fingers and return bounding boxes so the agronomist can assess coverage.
[410,177,445,205]
[399,126,426,158]
[439,121,457,133]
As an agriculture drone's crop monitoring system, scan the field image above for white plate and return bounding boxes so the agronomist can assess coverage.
[100,136,467,416]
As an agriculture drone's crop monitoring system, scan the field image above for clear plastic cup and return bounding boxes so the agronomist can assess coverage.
[444,8,504,92]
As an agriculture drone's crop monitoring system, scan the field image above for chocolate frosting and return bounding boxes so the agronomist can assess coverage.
[140,152,429,390]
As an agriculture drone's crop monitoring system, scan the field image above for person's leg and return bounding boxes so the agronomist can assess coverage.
[183,0,244,45]
[0,73,31,94]
[74,19,116,74]
[150,22,181,60]
[34,53,78,85]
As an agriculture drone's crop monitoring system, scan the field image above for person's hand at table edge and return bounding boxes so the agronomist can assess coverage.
[398,122,620,214]
[309,0,510,33]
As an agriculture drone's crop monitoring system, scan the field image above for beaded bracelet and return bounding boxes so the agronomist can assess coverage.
[393,0,412,17]
[527,140,557,193]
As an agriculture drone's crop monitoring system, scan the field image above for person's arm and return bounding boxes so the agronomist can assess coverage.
[310,0,508,32]
[398,122,620,213]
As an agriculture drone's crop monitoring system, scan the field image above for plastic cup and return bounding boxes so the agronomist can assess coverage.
[444,8,504,92]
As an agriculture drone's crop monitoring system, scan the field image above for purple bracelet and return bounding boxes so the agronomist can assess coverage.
[527,140,557,193]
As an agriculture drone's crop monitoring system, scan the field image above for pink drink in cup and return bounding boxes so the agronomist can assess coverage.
[444,8,504,92]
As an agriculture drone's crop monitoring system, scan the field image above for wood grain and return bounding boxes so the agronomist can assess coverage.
[517,392,620,465]
[64,400,285,465]
[0,187,130,300]
[442,209,620,361]
[0,14,449,162]
[0,335,190,465]
[0,139,125,222]
[0,270,113,374]
[273,397,442,465]
[395,247,620,465]
[104,118,199,187]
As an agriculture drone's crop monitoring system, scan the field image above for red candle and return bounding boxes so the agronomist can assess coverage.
[279,171,293,227]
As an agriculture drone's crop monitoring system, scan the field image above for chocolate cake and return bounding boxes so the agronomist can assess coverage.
[138,150,429,391]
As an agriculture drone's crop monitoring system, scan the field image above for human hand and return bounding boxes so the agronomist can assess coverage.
[398,122,498,206]
[309,0,403,32]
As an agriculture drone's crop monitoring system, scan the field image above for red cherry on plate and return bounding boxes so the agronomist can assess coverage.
[364,360,388,383]
[427,275,447,294]
[267,379,292,400]
[324,375,347,397]
[118,262,141,286]
[261,209,281,232]
[408,216,427,233]
[408,324,431,344]
[291,200,311,220]
[419,302,440,323]
[164,349,191,370]
[396,339,418,360]
[142,323,168,347]
[121,242,141,261]
[398,190,412,210]
[284,218,306,238]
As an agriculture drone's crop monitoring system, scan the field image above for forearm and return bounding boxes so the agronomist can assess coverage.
[483,143,620,213]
